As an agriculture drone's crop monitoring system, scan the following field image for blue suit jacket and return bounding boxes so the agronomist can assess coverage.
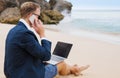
[4,22,51,78]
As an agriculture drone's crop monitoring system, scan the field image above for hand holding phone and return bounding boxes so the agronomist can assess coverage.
[32,18,45,38]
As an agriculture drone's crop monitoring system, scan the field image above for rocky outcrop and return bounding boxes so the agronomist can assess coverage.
[40,10,64,24]
[4,0,50,10]
[0,0,72,24]
[0,7,20,24]
[0,0,6,13]
[49,0,72,13]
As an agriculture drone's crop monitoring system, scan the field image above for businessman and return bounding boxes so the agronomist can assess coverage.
[4,2,89,78]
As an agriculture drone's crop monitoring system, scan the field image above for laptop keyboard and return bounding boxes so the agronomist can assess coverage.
[51,55,65,62]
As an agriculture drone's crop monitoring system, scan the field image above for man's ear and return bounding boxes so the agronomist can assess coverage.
[27,13,32,18]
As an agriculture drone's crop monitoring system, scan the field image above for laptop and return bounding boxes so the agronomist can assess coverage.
[47,41,73,65]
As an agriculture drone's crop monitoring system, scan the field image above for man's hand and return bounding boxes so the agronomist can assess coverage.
[32,18,45,38]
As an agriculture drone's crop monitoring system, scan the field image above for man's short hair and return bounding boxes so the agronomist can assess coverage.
[20,2,40,18]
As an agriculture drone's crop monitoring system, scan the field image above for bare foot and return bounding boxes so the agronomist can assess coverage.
[70,65,90,76]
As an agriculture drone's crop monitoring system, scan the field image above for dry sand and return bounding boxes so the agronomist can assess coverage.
[0,23,120,78]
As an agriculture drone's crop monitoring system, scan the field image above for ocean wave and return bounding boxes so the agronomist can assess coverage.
[60,18,120,34]
[57,10,120,44]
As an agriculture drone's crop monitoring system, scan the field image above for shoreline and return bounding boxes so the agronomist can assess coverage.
[1,23,120,45]
[44,24,120,45]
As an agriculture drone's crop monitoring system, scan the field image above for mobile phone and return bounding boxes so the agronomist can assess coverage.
[29,15,36,24]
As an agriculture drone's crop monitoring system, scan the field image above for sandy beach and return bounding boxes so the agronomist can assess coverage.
[0,23,120,78]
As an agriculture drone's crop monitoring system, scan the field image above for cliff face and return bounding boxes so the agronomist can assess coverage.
[0,0,72,24]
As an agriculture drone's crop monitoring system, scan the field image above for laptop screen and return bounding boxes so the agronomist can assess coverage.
[53,41,73,58]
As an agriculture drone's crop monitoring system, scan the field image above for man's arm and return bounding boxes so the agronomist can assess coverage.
[21,18,52,61]
[21,31,51,61]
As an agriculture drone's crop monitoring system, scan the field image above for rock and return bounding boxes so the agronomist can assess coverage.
[0,7,20,24]
[0,0,73,24]
[49,0,72,13]
[49,0,56,9]
[4,0,50,11]
[4,0,17,7]
[0,0,6,13]
[4,0,33,7]
[37,0,51,11]
[40,10,64,24]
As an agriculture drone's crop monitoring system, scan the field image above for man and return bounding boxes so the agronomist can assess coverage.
[4,2,89,78]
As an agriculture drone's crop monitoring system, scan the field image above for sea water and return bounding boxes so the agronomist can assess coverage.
[58,10,120,45]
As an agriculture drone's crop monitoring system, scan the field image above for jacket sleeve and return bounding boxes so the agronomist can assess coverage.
[20,31,51,61]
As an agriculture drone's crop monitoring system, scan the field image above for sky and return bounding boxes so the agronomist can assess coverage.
[67,0,120,10]
[47,0,120,10]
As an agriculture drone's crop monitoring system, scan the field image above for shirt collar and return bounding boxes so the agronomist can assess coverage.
[19,19,33,31]
[19,18,39,38]
[19,19,47,41]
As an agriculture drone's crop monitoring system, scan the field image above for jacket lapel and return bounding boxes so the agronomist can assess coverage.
[17,21,39,42]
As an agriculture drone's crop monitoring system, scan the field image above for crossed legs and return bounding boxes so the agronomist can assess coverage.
[56,61,90,76]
